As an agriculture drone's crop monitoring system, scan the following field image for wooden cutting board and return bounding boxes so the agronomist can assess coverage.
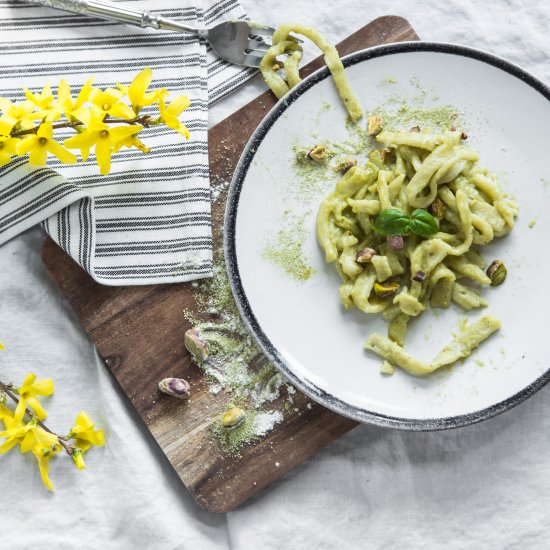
[42,16,419,512]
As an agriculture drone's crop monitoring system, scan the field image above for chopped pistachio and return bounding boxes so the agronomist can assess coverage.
[355,247,376,263]
[307,145,327,162]
[460,131,468,140]
[387,235,404,252]
[486,260,507,286]
[367,115,383,136]
[184,328,208,361]
[373,281,400,297]
[337,157,357,174]
[412,270,426,282]
[410,125,421,133]
[222,407,246,429]
[158,377,191,399]
[428,197,445,218]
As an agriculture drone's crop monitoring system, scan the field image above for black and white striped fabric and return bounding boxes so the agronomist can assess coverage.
[0,0,257,285]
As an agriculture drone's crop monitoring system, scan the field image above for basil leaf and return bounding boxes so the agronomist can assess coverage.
[409,209,439,236]
[372,208,411,236]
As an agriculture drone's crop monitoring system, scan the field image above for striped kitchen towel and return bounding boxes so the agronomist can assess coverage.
[0,0,257,285]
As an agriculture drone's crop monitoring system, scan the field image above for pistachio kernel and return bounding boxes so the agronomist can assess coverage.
[387,235,404,252]
[367,115,383,136]
[184,328,208,362]
[373,281,400,298]
[428,197,445,218]
[410,125,421,133]
[355,247,376,263]
[307,145,327,162]
[412,270,426,282]
[158,377,191,399]
[486,260,507,286]
[222,407,246,429]
[337,158,357,174]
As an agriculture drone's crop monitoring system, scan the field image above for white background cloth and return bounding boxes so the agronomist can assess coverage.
[1,1,549,548]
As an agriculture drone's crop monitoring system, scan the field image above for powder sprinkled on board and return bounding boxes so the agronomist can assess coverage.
[262,211,315,281]
[184,242,294,455]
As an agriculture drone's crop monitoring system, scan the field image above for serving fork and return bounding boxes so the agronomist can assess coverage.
[20,0,275,68]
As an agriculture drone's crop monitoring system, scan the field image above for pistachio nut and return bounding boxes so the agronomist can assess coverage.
[337,158,357,174]
[307,145,327,162]
[158,377,191,399]
[184,328,208,362]
[355,247,376,263]
[367,115,383,136]
[486,260,507,286]
[373,281,400,298]
[222,407,246,429]
[428,197,445,219]
[387,235,404,252]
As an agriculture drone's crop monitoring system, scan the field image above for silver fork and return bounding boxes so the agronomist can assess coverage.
[20,0,274,68]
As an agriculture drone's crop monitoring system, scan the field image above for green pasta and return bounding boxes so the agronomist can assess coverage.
[316,127,518,375]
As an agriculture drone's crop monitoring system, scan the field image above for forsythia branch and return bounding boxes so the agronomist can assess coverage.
[0,67,191,175]
[0,357,105,492]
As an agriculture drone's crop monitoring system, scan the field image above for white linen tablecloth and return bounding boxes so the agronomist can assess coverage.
[1,1,550,548]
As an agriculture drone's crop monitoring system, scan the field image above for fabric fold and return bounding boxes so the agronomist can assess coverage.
[0,0,258,285]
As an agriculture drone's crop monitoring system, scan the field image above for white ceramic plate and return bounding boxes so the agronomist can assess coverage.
[225,42,550,429]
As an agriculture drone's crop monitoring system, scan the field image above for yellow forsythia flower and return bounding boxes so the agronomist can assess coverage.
[159,96,191,138]
[14,373,54,421]
[112,133,150,154]
[0,136,20,166]
[16,122,77,166]
[71,448,86,470]
[64,120,142,175]
[57,77,95,119]
[87,87,135,120]
[0,415,32,455]
[25,83,54,110]
[69,411,105,452]
[117,67,168,114]
[0,97,42,134]
[20,425,61,492]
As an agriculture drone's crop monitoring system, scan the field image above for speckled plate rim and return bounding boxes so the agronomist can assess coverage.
[224,41,550,431]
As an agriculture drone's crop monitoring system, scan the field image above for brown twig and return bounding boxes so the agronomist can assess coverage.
[9,114,153,138]
[0,380,74,456]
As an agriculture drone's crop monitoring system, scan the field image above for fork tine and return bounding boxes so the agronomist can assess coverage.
[246,39,271,51]
[241,54,263,68]
[245,49,269,59]
[246,25,276,37]
[248,35,273,47]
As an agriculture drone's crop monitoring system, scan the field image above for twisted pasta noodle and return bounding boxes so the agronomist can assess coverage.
[260,24,363,121]
[316,127,518,375]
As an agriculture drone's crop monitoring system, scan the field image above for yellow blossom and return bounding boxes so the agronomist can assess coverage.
[0,414,32,455]
[117,67,168,113]
[159,95,190,138]
[57,77,95,119]
[72,448,86,470]
[20,425,61,492]
[64,120,142,175]
[112,133,150,154]
[25,83,54,110]
[85,87,135,120]
[0,97,42,133]
[16,122,77,166]
[0,136,19,166]
[13,372,54,421]
[68,411,105,452]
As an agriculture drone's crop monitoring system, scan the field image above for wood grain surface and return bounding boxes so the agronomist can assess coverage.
[42,16,419,512]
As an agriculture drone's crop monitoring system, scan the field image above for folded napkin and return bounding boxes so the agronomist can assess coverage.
[0,0,256,285]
